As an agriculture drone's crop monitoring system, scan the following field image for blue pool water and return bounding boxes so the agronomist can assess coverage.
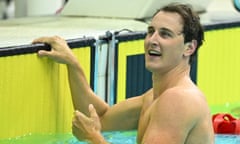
[0,131,240,144]
[215,134,240,144]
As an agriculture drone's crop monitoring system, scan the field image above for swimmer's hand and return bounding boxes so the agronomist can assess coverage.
[32,36,77,65]
[72,104,109,144]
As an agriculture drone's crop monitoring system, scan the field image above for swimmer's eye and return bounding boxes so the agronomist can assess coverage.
[147,27,155,35]
[147,26,182,39]
[158,30,173,39]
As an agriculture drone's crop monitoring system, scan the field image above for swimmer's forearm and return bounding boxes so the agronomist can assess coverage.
[67,60,109,116]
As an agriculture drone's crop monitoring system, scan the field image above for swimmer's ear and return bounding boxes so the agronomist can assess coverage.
[183,40,197,57]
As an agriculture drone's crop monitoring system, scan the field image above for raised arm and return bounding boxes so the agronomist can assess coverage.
[32,36,109,116]
[32,36,143,133]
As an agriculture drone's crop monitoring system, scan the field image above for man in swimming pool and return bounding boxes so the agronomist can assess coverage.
[33,3,214,144]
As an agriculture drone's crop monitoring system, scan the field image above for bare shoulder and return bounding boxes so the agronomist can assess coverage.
[152,86,209,126]
[141,86,211,143]
[160,85,207,109]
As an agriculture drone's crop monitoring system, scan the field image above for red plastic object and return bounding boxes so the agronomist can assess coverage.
[212,113,240,134]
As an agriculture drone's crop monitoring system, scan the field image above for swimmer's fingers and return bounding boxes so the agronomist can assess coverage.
[72,109,98,141]
[32,36,74,64]
[32,36,55,57]
[72,111,90,141]
[73,110,91,129]
[88,104,101,131]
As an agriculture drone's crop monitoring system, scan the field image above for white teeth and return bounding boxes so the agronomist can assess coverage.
[148,50,161,56]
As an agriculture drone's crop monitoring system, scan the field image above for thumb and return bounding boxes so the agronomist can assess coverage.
[38,50,51,57]
[89,104,98,120]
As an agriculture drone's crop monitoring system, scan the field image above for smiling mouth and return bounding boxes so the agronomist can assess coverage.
[148,50,162,56]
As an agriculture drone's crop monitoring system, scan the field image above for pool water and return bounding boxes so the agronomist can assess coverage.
[0,131,239,144]
[215,134,240,144]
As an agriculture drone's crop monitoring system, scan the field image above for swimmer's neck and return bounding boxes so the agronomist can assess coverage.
[152,65,191,99]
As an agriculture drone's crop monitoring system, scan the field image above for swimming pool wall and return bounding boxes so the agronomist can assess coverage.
[0,38,96,139]
[198,23,240,114]
[0,21,240,139]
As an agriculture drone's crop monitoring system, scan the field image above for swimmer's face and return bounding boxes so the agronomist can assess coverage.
[144,11,190,73]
